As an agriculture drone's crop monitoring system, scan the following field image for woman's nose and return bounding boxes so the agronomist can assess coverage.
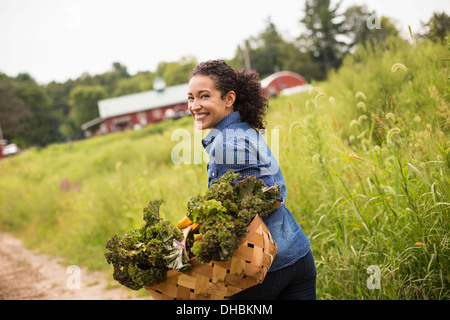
[190,98,201,111]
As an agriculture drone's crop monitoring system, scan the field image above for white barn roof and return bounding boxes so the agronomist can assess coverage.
[98,83,189,119]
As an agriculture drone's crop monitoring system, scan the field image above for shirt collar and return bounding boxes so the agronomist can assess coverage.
[202,111,241,148]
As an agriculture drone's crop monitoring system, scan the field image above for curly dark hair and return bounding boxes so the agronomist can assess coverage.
[189,60,268,130]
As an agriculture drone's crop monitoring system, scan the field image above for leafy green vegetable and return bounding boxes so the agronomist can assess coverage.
[105,170,280,290]
[104,200,192,290]
[186,170,280,264]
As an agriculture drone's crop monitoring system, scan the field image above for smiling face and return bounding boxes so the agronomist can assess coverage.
[187,75,235,130]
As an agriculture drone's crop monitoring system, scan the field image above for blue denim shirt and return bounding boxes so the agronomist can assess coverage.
[202,111,310,271]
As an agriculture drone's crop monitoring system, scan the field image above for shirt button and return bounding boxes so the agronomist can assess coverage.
[211,172,216,177]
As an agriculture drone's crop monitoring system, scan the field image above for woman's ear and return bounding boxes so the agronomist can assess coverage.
[225,90,236,108]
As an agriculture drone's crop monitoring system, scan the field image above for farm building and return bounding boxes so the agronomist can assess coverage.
[0,139,6,158]
[81,71,308,136]
[260,71,307,98]
[82,81,190,136]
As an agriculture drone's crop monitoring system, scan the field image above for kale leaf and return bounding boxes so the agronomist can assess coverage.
[186,170,280,264]
[105,200,192,290]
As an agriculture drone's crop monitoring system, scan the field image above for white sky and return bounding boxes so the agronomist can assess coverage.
[0,0,448,84]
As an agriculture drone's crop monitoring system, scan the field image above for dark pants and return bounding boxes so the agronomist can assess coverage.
[228,250,317,300]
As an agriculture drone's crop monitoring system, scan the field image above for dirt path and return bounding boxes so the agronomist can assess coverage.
[0,232,148,300]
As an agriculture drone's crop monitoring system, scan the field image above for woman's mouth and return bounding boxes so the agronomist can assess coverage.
[194,113,208,121]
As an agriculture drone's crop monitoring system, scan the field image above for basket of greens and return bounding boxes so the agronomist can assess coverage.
[105,170,280,300]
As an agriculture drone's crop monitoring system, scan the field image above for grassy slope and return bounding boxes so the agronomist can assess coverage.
[0,37,448,299]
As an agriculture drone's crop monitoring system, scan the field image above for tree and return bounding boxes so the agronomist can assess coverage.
[112,62,130,78]
[281,41,322,81]
[421,11,450,42]
[342,5,399,51]
[68,85,106,129]
[156,56,198,86]
[228,18,321,80]
[75,62,131,97]
[0,77,31,146]
[59,117,79,140]
[247,18,287,77]
[16,78,61,146]
[0,74,61,147]
[299,0,347,77]
[113,71,156,97]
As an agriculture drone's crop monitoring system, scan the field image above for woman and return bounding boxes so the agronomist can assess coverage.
[187,60,316,300]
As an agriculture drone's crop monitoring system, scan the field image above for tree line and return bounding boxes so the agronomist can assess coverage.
[0,0,448,148]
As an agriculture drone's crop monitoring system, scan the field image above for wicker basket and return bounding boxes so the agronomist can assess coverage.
[144,214,277,300]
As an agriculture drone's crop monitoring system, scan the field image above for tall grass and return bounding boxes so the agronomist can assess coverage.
[268,37,449,299]
[0,37,448,299]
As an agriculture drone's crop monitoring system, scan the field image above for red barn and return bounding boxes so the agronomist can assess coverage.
[85,82,189,135]
[260,71,307,98]
[81,71,309,137]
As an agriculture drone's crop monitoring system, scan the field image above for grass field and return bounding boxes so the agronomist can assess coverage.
[0,36,448,299]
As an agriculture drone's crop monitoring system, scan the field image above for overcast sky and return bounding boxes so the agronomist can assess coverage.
[0,0,448,84]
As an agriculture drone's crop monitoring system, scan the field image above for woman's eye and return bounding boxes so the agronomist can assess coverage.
[201,95,209,99]
[187,97,194,101]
